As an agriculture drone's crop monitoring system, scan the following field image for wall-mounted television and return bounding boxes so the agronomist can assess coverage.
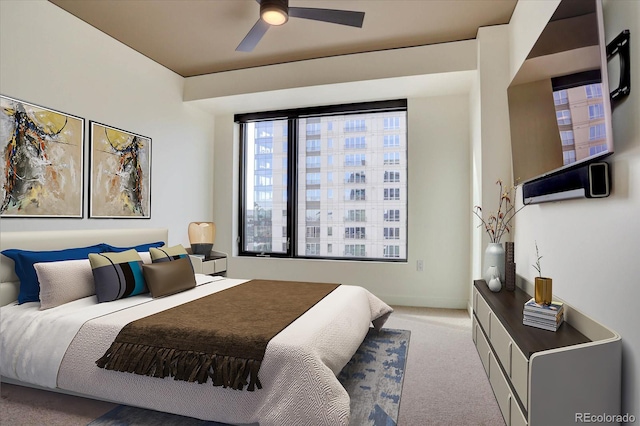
[508,0,615,203]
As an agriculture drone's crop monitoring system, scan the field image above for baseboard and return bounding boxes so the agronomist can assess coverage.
[379,294,468,309]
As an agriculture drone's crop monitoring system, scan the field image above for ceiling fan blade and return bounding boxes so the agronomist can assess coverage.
[236,19,270,52]
[288,7,364,28]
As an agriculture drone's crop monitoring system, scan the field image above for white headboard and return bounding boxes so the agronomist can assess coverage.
[0,228,168,306]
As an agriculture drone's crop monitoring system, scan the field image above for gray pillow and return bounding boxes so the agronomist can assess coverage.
[142,257,196,298]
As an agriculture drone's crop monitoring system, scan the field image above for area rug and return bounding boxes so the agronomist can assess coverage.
[88,327,410,426]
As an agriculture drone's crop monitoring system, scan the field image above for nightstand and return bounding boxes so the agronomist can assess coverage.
[187,250,227,276]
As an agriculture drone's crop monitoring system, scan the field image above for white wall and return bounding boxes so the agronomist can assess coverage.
[510,0,639,418]
[0,0,215,245]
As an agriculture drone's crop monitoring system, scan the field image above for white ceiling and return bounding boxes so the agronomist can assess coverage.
[48,0,517,78]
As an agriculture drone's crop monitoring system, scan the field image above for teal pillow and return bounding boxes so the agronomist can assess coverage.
[89,249,147,303]
[1,244,107,304]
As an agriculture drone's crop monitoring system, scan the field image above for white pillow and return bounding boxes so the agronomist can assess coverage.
[139,251,152,264]
[34,259,95,310]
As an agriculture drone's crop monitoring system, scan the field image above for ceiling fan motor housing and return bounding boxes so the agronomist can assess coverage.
[261,0,289,25]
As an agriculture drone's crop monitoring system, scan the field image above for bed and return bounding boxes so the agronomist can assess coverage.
[0,228,393,425]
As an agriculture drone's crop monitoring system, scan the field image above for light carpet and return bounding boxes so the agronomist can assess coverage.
[87,327,409,426]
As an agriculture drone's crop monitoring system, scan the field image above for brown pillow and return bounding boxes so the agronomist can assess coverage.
[141,257,196,298]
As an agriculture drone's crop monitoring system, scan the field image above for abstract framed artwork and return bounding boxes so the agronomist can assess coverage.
[0,95,84,218]
[89,122,151,219]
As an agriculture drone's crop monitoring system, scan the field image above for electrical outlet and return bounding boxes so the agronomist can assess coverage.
[417,260,424,272]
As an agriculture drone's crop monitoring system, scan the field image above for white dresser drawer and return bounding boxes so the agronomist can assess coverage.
[490,313,512,373]
[489,352,510,423]
[476,291,492,336]
[475,322,491,376]
[511,344,528,410]
[511,396,528,426]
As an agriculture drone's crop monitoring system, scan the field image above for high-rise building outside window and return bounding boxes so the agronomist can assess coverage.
[237,100,407,261]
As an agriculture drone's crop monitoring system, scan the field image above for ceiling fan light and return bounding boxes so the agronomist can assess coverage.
[260,0,289,26]
[261,8,288,26]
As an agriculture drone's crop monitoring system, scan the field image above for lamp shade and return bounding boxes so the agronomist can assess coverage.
[188,222,216,256]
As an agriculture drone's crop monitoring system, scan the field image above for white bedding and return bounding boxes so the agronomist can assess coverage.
[1,275,392,425]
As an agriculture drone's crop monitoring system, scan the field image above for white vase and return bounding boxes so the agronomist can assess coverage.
[486,266,502,292]
[483,243,505,284]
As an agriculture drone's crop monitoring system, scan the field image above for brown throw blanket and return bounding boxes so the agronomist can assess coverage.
[96,279,339,391]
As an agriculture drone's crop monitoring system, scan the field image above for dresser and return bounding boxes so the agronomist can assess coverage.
[472,280,621,426]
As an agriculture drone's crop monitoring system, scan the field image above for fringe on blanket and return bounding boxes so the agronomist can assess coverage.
[95,342,263,391]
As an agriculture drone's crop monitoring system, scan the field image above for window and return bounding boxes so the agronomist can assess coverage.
[306,226,321,238]
[384,171,400,183]
[344,119,366,132]
[383,245,400,258]
[345,153,366,166]
[345,189,366,201]
[589,124,606,140]
[345,171,366,183]
[306,156,321,168]
[589,144,607,156]
[345,137,366,149]
[383,117,400,129]
[384,152,400,165]
[563,150,576,165]
[585,83,603,99]
[306,243,320,255]
[553,90,568,105]
[306,173,321,185]
[346,209,366,222]
[306,209,320,221]
[588,104,604,120]
[384,188,400,200]
[306,122,321,136]
[560,131,574,146]
[384,227,400,239]
[556,110,572,125]
[237,99,407,260]
[306,139,321,152]
[345,244,366,257]
[306,189,321,201]
[345,227,366,239]
[384,209,400,221]
[383,134,400,147]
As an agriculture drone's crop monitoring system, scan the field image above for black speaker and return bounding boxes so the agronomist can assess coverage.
[523,161,610,204]
[588,162,610,197]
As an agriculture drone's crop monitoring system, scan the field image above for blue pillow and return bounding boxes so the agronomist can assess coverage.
[1,244,107,304]
[103,241,164,253]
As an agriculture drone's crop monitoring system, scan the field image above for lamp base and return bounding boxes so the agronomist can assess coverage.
[191,243,213,256]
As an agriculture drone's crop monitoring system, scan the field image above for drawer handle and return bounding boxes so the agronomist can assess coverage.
[508,341,513,377]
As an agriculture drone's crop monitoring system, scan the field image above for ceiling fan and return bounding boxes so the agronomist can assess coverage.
[236,0,365,52]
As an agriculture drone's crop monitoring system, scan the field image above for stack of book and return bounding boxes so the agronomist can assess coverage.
[523,298,564,331]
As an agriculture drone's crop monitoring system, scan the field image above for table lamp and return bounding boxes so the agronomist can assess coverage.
[188,222,215,256]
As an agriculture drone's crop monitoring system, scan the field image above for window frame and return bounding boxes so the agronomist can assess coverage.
[236,99,407,261]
